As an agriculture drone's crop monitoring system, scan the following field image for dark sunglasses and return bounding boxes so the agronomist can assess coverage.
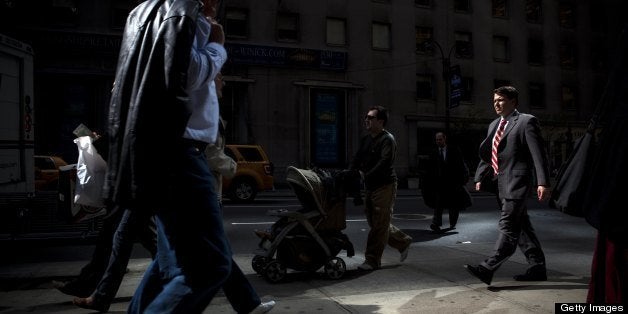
[365,115,378,120]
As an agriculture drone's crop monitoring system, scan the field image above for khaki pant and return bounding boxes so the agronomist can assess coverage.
[364,182,412,267]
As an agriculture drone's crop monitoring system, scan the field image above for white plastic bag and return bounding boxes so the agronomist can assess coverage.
[73,136,107,208]
[206,143,237,179]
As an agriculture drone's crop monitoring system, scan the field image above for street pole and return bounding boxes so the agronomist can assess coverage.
[443,57,451,135]
[428,40,457,135]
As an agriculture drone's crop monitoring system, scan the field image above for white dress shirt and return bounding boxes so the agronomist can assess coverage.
[183,15,228,144]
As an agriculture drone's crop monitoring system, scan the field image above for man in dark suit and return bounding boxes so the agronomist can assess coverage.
[465,86,551,285]
[421,132,471,233]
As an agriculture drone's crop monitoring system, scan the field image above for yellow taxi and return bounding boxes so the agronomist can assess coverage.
[223,144,274,202]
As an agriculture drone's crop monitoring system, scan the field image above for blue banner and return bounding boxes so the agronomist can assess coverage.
[226,43,347,71]
[450,65,462,108]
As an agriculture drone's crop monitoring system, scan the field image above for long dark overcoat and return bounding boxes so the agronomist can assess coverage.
[421,146,472,209]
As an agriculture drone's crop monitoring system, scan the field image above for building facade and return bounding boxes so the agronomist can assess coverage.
[1,0,626,185]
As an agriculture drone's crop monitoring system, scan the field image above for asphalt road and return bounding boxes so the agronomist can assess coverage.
[223,191,595,261]
[1,190,595,268]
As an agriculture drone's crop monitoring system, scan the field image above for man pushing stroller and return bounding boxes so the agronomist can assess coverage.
[350,105,413,271]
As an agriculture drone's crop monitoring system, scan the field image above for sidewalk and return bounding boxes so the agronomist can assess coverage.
[0,234,592,313]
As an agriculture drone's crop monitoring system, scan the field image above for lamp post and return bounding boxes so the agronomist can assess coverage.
[424,40,457,135]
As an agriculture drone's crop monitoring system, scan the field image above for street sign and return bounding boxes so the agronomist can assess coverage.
[449,64,462,108]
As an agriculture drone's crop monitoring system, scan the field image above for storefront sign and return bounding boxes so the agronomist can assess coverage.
[226,43,346,71]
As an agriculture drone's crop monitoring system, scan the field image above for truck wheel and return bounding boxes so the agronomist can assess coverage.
[230,178,257,202]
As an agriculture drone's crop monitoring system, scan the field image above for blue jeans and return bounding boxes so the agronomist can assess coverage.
[92,208,156,304]
[128,143,260,314]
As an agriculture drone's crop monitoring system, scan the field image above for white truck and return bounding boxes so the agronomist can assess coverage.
[0,34,104,239]
[0,34,36,231]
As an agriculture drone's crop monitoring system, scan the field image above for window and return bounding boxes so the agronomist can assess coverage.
[225,8,248,38]
[492,0,508,18]
[493,36,510,62]
[461,77,473,102]
[277,12,299,42]
[415,0,431,7]
[560,42,576,68]
[455,32,473,58]
[372,22,391,50]
[238,147,264,162]
[224,147,236,160]
[529,83,545,108]
[35,157,56,170]
[526,0,542,23]
[415,27,433,53]
[494,79,511,89]
[528,39,544,65]
[326,18,346,46]
[561,85,576,110]
[49,0,79,27]
[454,0,471,13]
[416,75,434,100]
[559,1,575,28]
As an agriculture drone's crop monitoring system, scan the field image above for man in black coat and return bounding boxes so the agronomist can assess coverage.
[421,132,471,233]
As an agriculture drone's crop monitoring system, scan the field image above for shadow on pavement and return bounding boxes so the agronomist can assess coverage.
[488,282,589,292]
[402,228,459,243]
[0,276,75,291]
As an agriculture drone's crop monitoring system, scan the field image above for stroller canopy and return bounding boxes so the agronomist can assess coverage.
[285,166,325,216]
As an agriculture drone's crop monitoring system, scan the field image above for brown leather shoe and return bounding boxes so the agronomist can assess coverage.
[254,229,272,239]
[73,296,110,313]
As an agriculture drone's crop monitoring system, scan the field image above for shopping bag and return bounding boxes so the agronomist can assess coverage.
[73,136,107,208]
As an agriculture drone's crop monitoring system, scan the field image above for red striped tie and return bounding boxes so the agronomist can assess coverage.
[491,118,507,175]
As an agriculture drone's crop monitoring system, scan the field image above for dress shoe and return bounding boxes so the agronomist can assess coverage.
[513,265,547,281]
[429,223,442,233]
[399,243,411,262]
[250,300,276,314]
[357,262,379,271]
[73,296,110,313]
[464,264,493,285]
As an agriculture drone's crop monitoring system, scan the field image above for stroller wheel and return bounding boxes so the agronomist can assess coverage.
[324,257,346,280]
[263,260,287,283]
[252,255,268,274]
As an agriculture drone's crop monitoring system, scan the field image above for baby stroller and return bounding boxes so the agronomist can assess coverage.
[251,166,362,283]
